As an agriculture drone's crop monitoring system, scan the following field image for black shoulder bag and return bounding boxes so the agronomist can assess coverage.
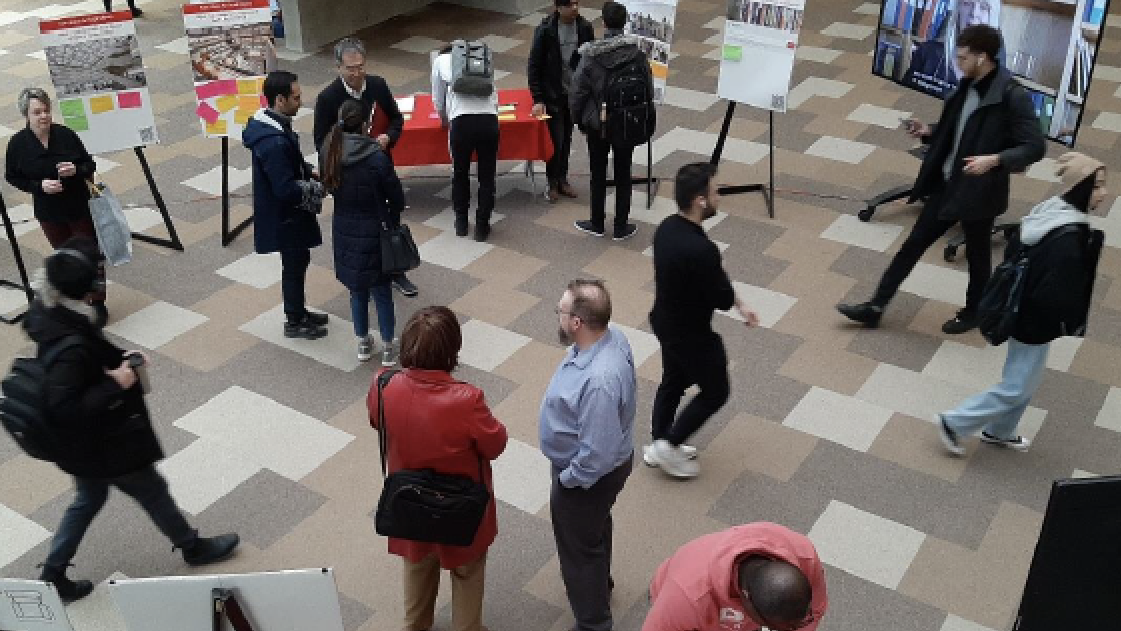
[374,370,491,547]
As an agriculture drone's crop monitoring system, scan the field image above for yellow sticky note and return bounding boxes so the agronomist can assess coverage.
[238,79,260,95]
[234,108,252,124]
[238,95,260,111]
[215,95,238,113]
[206,119,228,135]
[89,95,115,114]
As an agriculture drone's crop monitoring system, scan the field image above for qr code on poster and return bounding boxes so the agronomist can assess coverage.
[138,126,159,145]
[771,94,785,110]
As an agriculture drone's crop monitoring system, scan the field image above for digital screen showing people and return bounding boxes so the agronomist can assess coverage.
[873,0,1111,146]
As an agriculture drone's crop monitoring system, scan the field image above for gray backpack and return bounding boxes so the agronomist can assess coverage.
[450,39,494,97]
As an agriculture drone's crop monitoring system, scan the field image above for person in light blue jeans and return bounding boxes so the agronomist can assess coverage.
[320,98,405,366]
[939,152,1109,456]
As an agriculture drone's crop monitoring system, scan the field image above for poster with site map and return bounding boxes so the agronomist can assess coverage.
[39,10,158,154]
[184,0,273,138]
[619,0,679,104]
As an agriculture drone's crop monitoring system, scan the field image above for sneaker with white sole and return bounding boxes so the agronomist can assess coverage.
[382,338,399,367]
[980,432,1031,451]
[643,443,697,466]
[938,415,965,456]
[649,439,700,478]
[357,335,374,362]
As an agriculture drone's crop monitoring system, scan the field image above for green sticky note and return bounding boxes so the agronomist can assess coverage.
[722,45,742,62]
[63,115,89,132]
[59,99,85,118]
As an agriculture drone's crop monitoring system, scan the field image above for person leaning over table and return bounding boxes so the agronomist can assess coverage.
[5,87,109,326]
[368,306,508,631]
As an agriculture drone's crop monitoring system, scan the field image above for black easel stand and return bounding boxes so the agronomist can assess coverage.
[0,194,33,325]
[606,141,658,209]
[709,101,774,218]
[221,137,253,246]
[132,146,184,251]
[858,185,911,221]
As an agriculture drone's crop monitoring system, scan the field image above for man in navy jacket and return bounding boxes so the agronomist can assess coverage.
[243,70,328,340]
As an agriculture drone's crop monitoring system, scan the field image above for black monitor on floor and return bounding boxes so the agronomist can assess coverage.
[1013,475,1121,630]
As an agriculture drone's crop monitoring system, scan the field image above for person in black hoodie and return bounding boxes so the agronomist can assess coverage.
[528,0,594,203]
[25,238,239,602]
[320,98,405,366]
[569,1,652,241]
[938,152,1108,456]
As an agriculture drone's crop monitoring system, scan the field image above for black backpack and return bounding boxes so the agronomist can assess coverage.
[978,225,1103,346]
[598,53,656,147]
[0,335,84,461]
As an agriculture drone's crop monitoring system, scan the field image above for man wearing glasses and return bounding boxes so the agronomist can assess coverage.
[643,523,827,631]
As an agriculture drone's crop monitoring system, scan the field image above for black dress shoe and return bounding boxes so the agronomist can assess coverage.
[304,310,328,326]
[454,216,469,237]
[474,222,490,242]
[284,317,327,339]
[393,275,419,297]
[182,533,240,566]
[39,566,94,602]
[942,310,978,334]
[836,302,883,327]
[130,7,144,18]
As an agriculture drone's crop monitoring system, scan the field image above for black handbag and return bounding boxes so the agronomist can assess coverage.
[380,221,421,275]
[374,370,491,547]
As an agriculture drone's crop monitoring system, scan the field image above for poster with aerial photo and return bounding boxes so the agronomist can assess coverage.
[718,0,806,112]
[184,0,273,138]
[620,0,679,104]
[39,11,158,154]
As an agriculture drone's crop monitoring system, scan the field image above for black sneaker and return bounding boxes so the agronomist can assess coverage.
[454,216,469,237]
[938,415,966,457]
[942,310,978,334]
[130,7,144,18]
[837,302,883,327]
[284,317,327,339]
[613,223,638,241]
[393,275,419,297]
[181,533,240,566]
[574,220,605,237]
[39,566,94,602]
[474,222,491,242]
[980,432,1031,451]
[304,310,328,326]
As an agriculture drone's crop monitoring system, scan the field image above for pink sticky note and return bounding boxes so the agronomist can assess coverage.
[196,102,221,125]
[117,91,142,109]
[195,80,237,101]
[259,94,267,108]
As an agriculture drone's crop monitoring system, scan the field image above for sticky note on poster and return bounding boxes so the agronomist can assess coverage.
[59,99,85,118]
[89,95,115,114]
[238,79,261,95]
[64,115,89,132]
[206,119,228,135]
[196,80,237,101]
[238,95,261,112]
[234,109,252,124]
[722,45,743,62]
[196,102,221,124]
[117,91,142,109]
[215,95,238,113]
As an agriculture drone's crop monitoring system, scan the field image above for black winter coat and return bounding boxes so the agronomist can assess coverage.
[910,67,1046,221]
[328,134,406,291]
[242,110,322,254]
[24,302,163,479]
[312,76,404,151]
[1011,224,1097,345]
[570,35,655,133]
[4,125,97,222]
[528,11,595,109]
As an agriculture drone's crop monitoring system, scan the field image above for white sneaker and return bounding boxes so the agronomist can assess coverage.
[357,335,373,362]
[643,443,697,466]
[381,338,399,367]
[650,439,700,479]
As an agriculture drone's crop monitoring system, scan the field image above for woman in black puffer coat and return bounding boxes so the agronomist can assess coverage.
[321,98,406,366]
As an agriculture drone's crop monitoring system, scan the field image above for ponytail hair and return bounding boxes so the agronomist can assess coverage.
[321,97,373,192]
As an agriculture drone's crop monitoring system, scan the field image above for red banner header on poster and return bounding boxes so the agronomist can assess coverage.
[40,10,132,33]
[183,0,270,15]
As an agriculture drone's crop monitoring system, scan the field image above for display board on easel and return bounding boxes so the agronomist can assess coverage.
[620,0,679,104]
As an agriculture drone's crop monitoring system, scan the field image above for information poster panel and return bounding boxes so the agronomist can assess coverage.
[0,578,75,631]
[39,11,158,154]
[183,0,272,138]
[718,0,806,112]
[620,0,679,103]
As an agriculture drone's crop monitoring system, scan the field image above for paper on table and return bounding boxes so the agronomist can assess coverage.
[497,114,517,121]
[397,96,415,114]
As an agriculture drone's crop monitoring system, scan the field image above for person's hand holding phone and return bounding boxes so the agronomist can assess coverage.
[901,117,929,139]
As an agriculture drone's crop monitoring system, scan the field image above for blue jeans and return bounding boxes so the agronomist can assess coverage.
[44,466,196,570]
[943,339,1050,440]
[350,283,394,342]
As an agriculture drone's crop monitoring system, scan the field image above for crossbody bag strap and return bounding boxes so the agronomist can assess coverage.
[376,369,401,478]
[213,589,256,631]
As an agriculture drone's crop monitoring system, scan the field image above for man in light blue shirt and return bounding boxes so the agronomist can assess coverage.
[540,279,636,631]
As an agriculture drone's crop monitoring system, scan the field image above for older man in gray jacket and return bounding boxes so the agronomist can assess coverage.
[570,1,654,241]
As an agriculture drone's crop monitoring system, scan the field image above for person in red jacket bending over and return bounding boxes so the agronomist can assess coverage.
[643,523,827,631]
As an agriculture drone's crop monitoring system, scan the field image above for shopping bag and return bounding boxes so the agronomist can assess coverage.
[87,182,133,266]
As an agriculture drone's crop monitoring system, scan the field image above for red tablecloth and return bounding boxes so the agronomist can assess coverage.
[381,89,554,167]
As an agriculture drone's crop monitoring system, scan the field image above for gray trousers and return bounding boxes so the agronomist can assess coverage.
[549,456,633,631]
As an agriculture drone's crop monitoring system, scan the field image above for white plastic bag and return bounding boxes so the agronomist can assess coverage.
[88,183,133,266]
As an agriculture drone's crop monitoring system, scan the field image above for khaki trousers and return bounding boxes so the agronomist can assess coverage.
[402,553,487,631]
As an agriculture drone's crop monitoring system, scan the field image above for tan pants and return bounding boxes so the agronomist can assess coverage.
[402,553,486,631]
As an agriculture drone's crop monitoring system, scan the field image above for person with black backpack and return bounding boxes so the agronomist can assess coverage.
[10,237,239,601]
[938,153,1108,456]
[569,1,655,241]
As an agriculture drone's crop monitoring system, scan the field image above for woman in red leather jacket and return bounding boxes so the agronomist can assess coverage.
[368,306,507,631]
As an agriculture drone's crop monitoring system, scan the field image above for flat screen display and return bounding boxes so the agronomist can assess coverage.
[871,0,1112,146]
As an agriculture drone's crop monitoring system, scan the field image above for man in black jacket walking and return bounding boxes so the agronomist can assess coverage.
[528,0,594,203]
[838,25,1045,334]
[645,164,759,479]
[26,239,238,602]
[313,37,417,297]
